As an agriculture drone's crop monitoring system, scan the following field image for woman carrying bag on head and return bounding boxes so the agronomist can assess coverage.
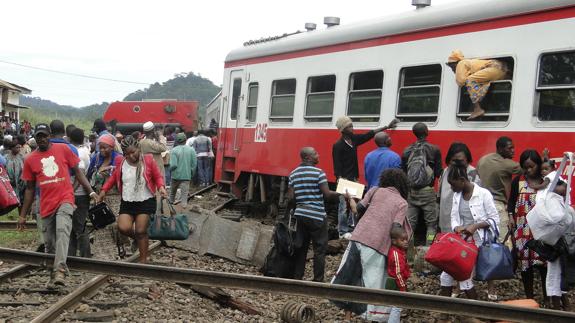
[97,135,167,263]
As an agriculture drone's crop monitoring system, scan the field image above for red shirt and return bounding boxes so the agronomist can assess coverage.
[22,144,79,217]
[387,246,411,292]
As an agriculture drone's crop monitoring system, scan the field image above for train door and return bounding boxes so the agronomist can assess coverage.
[218,70,244,187]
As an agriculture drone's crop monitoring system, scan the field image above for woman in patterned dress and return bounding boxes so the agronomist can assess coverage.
[507,149,546,300]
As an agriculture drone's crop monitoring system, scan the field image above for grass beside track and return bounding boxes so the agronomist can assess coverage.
[0,209,37,248]
[0,230,37,248]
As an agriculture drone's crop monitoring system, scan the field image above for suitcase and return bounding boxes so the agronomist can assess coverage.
[87,202,116,230]
[425,233,478,281]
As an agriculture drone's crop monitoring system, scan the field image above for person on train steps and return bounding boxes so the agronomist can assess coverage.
[332,116,398,239]
[446,49,508,120]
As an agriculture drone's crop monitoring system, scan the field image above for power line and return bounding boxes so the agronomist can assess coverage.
[0,58,151,85]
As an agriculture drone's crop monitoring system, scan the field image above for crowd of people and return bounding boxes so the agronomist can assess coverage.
[1,118,215,286]
[286,115,573,322]
[1,109,573,321]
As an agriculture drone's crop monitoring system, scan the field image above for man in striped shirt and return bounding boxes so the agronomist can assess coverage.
[287,147,340,282]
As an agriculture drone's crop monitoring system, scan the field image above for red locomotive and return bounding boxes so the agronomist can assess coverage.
[103,100,199,134]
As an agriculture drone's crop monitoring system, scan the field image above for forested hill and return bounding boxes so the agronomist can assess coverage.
[20,96,108,119]
[19,72,221,131]
[124,72,221,107]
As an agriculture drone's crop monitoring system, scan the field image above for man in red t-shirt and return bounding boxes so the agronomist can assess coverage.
[18,123,97,286]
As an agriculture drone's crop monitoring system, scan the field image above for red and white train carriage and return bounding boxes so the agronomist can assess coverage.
[215,0,575,203]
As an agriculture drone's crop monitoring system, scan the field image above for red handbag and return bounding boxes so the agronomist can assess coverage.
[424,232,478,281]
[0,166,20,215]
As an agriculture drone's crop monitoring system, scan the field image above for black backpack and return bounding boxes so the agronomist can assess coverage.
[406,142,434,188]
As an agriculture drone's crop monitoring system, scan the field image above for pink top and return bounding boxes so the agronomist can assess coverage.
[351,187,411,256]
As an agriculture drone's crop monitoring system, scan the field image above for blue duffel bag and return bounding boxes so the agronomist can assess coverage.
[475,220,515,281]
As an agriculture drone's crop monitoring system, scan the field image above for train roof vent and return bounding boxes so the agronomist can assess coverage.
[323,17,340,28]
[305,23,317,31]
[412,0,431,9]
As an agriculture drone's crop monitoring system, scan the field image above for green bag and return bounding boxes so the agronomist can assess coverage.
[148,200,190,240]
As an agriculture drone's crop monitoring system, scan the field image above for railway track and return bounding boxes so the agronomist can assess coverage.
[2,247,575,323]
[0,185,236,322]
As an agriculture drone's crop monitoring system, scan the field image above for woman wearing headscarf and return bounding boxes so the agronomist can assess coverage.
[446,50,508,120]
[97,135,167,263]
[88,134,123,212]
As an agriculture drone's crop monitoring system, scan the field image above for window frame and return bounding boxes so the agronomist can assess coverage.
[456,56,515,122]
[534,49,575,125]
[229,78,242,121]
[269,78,297,122]
[395,63,443,121]
[304,74,336,122]
[346,69,384,122]
[246,82,259,124]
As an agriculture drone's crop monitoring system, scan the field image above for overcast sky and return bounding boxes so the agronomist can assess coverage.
[0,0,458,107]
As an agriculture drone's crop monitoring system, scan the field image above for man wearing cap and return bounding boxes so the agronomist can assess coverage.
[446,49,508,120]
[331,117,398,239]
[139,121,167,177]
[139,121,167,213]
[18,124,97,286]
[169,133,197,208]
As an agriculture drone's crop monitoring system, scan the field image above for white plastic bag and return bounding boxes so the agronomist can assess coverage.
[527,192,573,245]
[527,152,574,245]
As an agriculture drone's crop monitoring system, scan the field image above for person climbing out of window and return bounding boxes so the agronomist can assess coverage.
[446,50,508,120]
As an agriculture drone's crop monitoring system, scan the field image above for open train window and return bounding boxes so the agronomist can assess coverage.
[396,64,441,122]
[246,83,258,123]
[457,57,514,122]
[347,70,383,122]
[305,75,335,122]
[536,50,575,122]
[230,78,241,120]
[270,79,296,122]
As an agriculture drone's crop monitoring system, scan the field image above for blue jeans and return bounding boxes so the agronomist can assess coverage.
[338,195,355,236]
[197,157,212,185]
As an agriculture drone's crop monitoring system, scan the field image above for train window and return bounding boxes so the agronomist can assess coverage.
[397,64,441,122]
[457,57,514,122]
[270,79,296,122]
[246,83,258,123]
[230,78,241,120]
[305,75,336,122]
[347,70,383,122]
[537,51,575,121]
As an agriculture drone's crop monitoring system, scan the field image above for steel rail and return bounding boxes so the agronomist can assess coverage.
[28,242,162,323]
[0,221,36,231]
[188,183,217,200]
[2,248,574,323]
[211,198,236,213]
[0,263,33,283]
[0,221,93,231]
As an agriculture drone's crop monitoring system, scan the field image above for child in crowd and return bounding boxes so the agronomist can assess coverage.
[387,225,411,292]
[531,148,558,191]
